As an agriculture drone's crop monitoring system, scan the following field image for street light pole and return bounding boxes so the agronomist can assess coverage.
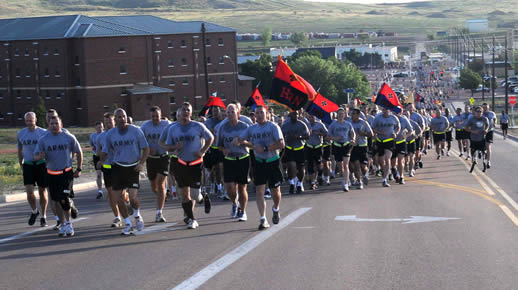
[223,55,238,101]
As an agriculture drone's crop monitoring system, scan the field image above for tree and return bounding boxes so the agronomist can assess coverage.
[459,68,482,97]
[261,27,272,48]
[290,32,307,47]
[33,95,46,127]
[239,54,274,97]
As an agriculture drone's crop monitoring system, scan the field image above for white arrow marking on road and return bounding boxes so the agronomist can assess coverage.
[0,217,89,244]
[134,222,178,236]
[335,215,459,224]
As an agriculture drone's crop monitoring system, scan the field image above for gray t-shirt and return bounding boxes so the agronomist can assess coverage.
[281,119,310,148]
[351,119,373,146]
[307,121,328,146]
[483,111,496,131]
[204,117,222,132]
[89,132,102,155]
[328,120,354,144]
[165,121,213,162]
[217,120,249,158]
[452,114,465,130]
[410,112,425,130]
[430,116,449,133]
[140,120,170,156]
[407,119,422,141]
[465,116,489,142]
[500,113,509,124]
[240,121,283,160]
[396,115,413,141]
[446,115,454,131]
[372,114,400,140]
[102,125,149,165]
[17,127,47,162]
[96,129,114,165]
[34,131,81,171]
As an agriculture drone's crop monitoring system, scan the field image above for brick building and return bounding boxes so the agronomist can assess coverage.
[0,15,253,126]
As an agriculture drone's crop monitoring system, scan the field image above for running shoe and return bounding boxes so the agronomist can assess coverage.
[296,185,303,194]
[317,176,324,186]
[58,225,66,237]
[356,182,363,190]
[111,217,122,228]
[265,189,272,199]
[310,183,318,190]
[28,210,39,226]
[65,223,75,237]
[343,184,349,192]
[446,151,450,157]
[155,213,166,223]
[325,179,331,186]
[187,219,199,229]
[409,170,415,177]
[441,149,445,156]
[399,177,405,185]
[418,161,423,168]
[121,224,134,235]
[459,152,463,157]
[289,184,295,194]
[272,207,280,224]
[466,154,471,160]
[231,204,238,218]
[183,216,190,225]
[135,216,145,231]
[40,217,48,227]
[53,220,62,230]
[423,149,427,155]
[437,155,440,160]
[238,212,248,222]
[258,219,270,230]
[204,194,211,214]
[487,161,491,168]
[478,152,482,159]
[382,180,390,187]
[363,175,369,186]
[70,199,78,219]
[375,169,381,177]
[96,191,103,199]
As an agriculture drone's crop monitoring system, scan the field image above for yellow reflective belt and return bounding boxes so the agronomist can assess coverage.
[376,138,394,143]
[224,154,250,161]
[357,143,368,147]
[102,164,112,169]
[169,154,177,158]
[211,145,219,149]
[286,145,305,151]
[408,139,416,144]
[396,140,406,144]
[306,144,322,149]
[333,141,350,147]
[434,131,445,134]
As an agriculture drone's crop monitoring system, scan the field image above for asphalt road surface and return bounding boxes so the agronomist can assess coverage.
[1,134,517,289]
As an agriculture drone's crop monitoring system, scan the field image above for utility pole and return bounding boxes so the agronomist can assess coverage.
[482,38,485,101]
[505,33,509,113]
[492,35,496,110]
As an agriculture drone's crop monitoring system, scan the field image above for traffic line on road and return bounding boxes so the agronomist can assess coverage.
[0,217,89,244]
[335,215,460,224]
[172,207,312,290]
[134,222,178,236]
[451,149,496,196]
[499,205,518,227]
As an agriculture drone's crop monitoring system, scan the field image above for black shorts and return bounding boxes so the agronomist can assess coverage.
[376,140,395,156]
[101,165,113,188]
[485,131,494,143]
[203,148,223,169]
[407,139,417,153]
[332,143,352,161]
[322,145,331,161]
[350,146,368,164]
[367,138,375,156]
[22,162,47,187]
[501,123,509,130]
[471,140,486,152]
[455,130,463,140]
[415,137,422,151]
[169,155,177,173]
[285,147,306,164]
[223,156,250,184]
[112,163,140,190]
[47,169,73,201]
[254,158,283,188]
[305,146,323,164]
[424,130,430,139]
[146,155,169,180]
[460,130,470,140]
[433,133,446,143]
[446,131,453,142]
[174,162,202,188]
[93,155,101,170]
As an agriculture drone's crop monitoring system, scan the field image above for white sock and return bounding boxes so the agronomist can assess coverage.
[98,189,103,193]
[133,208,140,218]
[217,183,223,191]
[55,216,60,221]
[296,181,302,187]
[156,209,162,215]
[171,186,176,193]
[124,217,132,225]
[32,208,38,214]
[289,178,296,185]
[260,216,266,220]
[272,207,279,212]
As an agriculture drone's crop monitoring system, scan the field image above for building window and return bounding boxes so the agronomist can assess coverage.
[18,113,22,120]
[121,88,128,96]
[15,68,20,78]
[57,91,64,100]
[0,91,3,99]
[24,48,29,56]
[208,76,212,83]
[54,48,59,55]
[43,47,48,56]
[169,80,175,86]
[183,96,188,102]
[218,38,224,46]
[205,38,211,46]
[181,58,187,66]
[0,113,3,120]
[16,90,21,99]
[45,91,51,100]
[120,64,127,75]
[74,56,79,65]
[25,72,31,78]
[26,91,32,100]
[220,92,225,101]
[219,76,225,83]
[55,67,60,77]
[44,68,49,77]
[207,56,212,65]
[168,58,174,67]
[167,40,173,48]
[75,77,81,87]
[14,48,20,56]
[219,56,224,64]
[119,46,126,53]
[169,96,175,104]
[182,78,188,85]
[181,40,186,48]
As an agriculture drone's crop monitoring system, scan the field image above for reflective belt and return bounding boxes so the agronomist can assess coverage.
[47,167,72,175]
[305,144,322,149]
[24,160,45,166]
[211,145,219,149]
[148,154,168,159]
[434,131,445,134]
[177,157,203,166]
[408,139,416,144]
[115,161,139,167]
[323,144,330,147]
[357,143,368,147]
[102,164,112,169]
[396,140,406,144]
[376,138,394,143]
[286,145,305,151]
[224,154,250,161]
[333,141,350,147]
[456,129,462,131]
[255,155,280,163]
[169,154,177,158]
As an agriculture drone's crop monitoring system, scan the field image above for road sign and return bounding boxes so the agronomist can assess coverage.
[469,97,475,105]
[510,95,517,106]
[335,215,460,224]
[343,88,356,93]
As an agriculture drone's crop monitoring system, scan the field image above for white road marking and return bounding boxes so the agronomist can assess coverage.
[0,217,89,244]
[335,215,459,224]
[0,201,24,208]
[292,226,315,229]
[452,149,495,196]
[134,222,178,236]
[172,207,312,290]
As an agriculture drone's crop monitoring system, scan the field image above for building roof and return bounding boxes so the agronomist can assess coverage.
[127,85,173,95]
[296,47,337,59]
[0,15,235,41]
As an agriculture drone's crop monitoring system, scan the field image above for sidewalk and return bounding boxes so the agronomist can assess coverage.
[0,180,98,203]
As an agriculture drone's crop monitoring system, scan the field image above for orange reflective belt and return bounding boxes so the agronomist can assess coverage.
[47,167,72,175]
[177,157,203,166]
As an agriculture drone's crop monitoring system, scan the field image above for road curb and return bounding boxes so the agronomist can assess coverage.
[494,130,518,143]
[0,181,98,204]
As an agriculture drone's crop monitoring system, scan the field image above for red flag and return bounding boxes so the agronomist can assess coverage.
[244,87,266,109]
[199,94,226,117]
[306,93,339,125]
[297,74,317,102]
[269,56,310,111]
[374,83,403,113]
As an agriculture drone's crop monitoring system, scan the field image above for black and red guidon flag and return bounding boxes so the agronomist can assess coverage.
[244,87,266,110]
[306,93,339,125]
[269,56,312,111]
[374,83,403,113]
[199,94,226,117]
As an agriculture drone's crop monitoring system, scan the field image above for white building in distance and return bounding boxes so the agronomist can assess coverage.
[467,19,488,33]
[336,44,398,63]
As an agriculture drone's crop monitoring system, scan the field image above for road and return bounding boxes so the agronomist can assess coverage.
[1,135,518,289]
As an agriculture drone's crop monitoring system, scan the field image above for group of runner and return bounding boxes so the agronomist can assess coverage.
[16,98,498,237]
